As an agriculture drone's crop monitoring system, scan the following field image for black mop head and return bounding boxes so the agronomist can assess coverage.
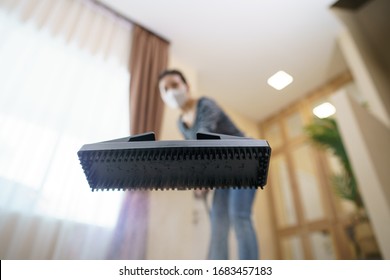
[77,132,271,191]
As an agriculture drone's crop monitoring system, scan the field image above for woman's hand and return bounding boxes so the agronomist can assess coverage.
[194,189,209,199]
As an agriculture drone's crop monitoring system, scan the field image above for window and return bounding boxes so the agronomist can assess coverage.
[0,0,132,228]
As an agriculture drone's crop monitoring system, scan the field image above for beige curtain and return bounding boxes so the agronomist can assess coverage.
[108,25,169,259]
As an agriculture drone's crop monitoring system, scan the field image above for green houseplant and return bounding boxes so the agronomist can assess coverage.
[304,117,381,259]
[304,117,363,209]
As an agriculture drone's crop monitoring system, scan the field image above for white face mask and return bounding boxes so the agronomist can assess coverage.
[161,88,188,109]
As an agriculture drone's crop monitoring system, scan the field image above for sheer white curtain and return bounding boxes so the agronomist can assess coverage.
[0,0,132,259]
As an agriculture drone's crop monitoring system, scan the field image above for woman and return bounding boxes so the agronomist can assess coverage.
[158,69,259,260]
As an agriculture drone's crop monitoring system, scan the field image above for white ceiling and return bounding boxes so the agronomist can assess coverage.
[99,0,348,121]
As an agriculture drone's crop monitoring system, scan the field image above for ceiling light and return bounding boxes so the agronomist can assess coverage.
[313,102,336,118]
[267,71,293,90]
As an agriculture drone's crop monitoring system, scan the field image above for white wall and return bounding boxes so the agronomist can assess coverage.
[148,55,212,259]
[332,0,390,127]
[331,0,390,258]
[331,89,390,259]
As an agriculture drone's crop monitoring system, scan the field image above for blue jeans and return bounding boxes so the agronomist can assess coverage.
[207,188,258,260]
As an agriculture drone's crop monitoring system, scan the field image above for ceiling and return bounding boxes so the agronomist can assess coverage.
[98,0,348,121]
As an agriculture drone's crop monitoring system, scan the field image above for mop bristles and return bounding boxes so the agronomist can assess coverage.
[77,132,271,191]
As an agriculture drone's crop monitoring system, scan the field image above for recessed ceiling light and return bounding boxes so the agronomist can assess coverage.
[267,71,293,90]
[313,102,336,118]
